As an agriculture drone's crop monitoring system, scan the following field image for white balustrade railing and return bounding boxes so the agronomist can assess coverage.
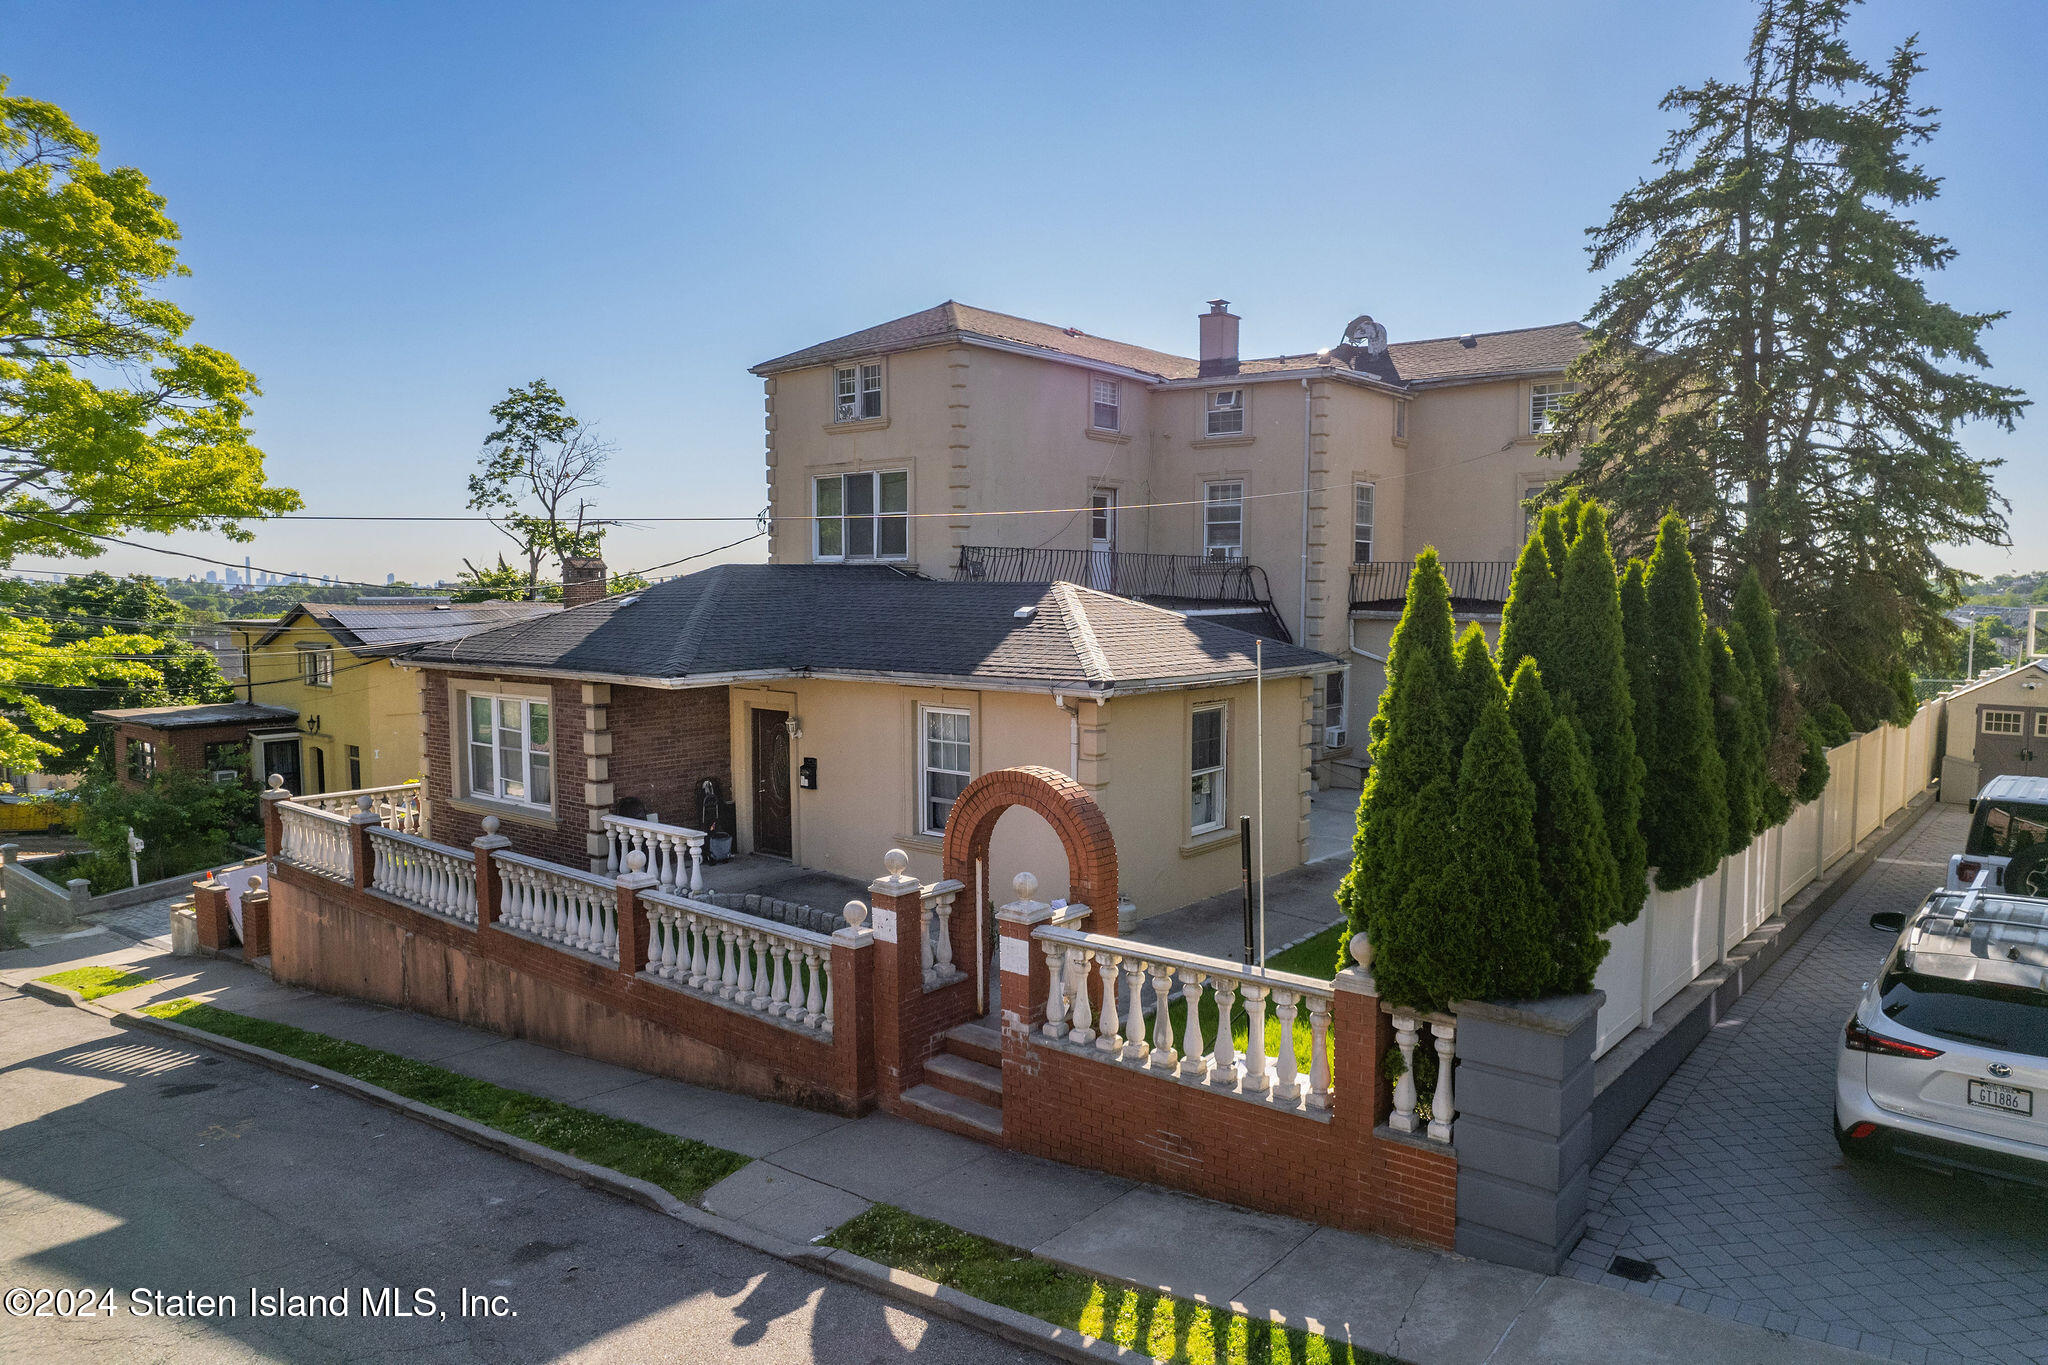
[1032,923,1335,1114]
[278,801,354,881]
[640,889,836,1039]
[292,781,423,834]
[602,813,706,895]
[1386,1006,1458,1144]
[920,879,966,990]
[367,826,478,926]
[493,852,617,961]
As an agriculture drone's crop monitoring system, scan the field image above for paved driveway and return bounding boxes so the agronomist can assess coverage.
[1568,805,2048,1364]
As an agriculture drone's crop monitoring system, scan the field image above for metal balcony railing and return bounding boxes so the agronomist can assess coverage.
[1350,560,1515,611]
[954,545,1290,640]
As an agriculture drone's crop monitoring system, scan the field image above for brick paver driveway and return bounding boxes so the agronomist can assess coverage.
[1568,805,2048,1364]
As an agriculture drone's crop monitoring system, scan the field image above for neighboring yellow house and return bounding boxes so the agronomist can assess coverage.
[226,601,556,795]
[750,300,1589,786]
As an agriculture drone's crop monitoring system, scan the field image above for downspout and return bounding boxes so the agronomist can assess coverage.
[1346,618,1389,664]
[1300,379,1313,646]
[1053,693,1080,778]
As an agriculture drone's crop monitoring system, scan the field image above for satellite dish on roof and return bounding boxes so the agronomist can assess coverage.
[1341,315,1388,356]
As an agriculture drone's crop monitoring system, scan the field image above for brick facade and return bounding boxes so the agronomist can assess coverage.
[420,670,732,870]
[109,720,261,789]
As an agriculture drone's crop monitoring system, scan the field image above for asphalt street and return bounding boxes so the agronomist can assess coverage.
[0,991,1051,1364]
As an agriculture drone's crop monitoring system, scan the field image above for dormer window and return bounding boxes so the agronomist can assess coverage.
[1091,376,1121,432]
[1206,389,1245,437]
[834,363,884,422]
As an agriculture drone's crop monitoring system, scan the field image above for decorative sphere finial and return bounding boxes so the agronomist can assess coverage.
[481,815,500,835]
[267,773,284,790]
[247,875,265,893]
[843,899,869,929]
[626,850,647,872]
[1013,871,1038,900]
[882,848,909,877]
[1349,931,1373,971]
[357,795,374,812]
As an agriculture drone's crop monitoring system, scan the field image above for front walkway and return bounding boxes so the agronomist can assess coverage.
[4,931,1860,1364]
[1568,805,2048,1364]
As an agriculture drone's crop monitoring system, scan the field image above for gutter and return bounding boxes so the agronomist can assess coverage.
[403,657,1330,696]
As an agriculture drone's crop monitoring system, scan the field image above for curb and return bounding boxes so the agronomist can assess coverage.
[10,977,1141,1365]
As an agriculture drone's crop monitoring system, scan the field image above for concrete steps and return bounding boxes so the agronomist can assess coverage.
[941,1020,1002,1069]
[923,1051,1002,1108]
[899,1083,1004,1140]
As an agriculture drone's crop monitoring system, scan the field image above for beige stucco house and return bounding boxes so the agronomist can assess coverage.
[749,300,1588,786]
[406,564,1338,923]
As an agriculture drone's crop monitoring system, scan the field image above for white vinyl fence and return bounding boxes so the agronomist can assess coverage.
[1590,700,1941,1058]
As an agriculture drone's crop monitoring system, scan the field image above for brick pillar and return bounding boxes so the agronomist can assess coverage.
[192,880,233,952]
[240,879,272,960]
[260,781,291,861]
[994,872,1058,1036]
[831,907,876,1110]
[347,798,381,893]
[614,852,659,976]
[1331,933,1391,1134]
[473,816,511,930]
[867,848,929,1105]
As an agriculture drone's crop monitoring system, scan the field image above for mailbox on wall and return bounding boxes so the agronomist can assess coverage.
[798,756,817,790]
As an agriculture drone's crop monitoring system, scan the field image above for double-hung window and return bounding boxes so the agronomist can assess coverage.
[921,707,971,837]
[1206,389,1244,437]
[466,693,553,808]
[1091,376,1121,432]
[299,646,334,687]
[1324,669,1347,732]
[1352,482,1375,564]
[833,362,883,422]
[127,739,156,782]
[2037,713,2048,738]
[1983,710,2023,736]
[1190,705,1226,835]
[1393,399,1409,441]
[1203,481,1244,562]
[1529,382,1577,435]
[814,470,909,561]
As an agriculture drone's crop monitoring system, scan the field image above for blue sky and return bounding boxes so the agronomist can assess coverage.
[6,0,2042,585]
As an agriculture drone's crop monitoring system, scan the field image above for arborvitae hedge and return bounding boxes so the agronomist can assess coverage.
[1551,505,1648,924]
[1642,516,1727,890]
[1453,693,1551,1004]
[1339,550,1457,991]
[1506,656,1556,774]
[1537,714,1618,994]
[1732,568,1794,826]
[1709,626,1762,855]
[1449,621,1506,740]
[1620,560,1656,768]
[1497,533,1558,682]
[1728,621,1788,828]
[1539,504,1573,597]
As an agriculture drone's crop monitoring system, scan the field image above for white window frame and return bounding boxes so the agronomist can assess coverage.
[919,706,972,838]
[812,469,910,562]
[1393,398,1409,442]
[1324,668,1347,731]
[1206,389,1245,437]
[299,645,334,687]
[1190,703,1227,836]
[2036,713,2048,739]
[1352,481,1375,564]
[1089,488,1117,544]
[1529,382,1577,435]
[1203,481,1244,562]
[833,361,884,423]
[1982,709,2023,736]
[1090,375,1121,432]
[463,691,554,810]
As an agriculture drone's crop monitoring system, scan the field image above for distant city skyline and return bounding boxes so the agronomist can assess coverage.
[4,0,2042,585]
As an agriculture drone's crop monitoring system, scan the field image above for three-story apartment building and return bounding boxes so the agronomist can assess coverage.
[752,299,1586,784]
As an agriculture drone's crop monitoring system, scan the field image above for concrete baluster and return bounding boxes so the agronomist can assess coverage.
[1389,1011,1421,1133]
[1209,977,1238,1086]
[1306,996,1332,1110]
[1121,961,1148,1061]
[1271,989,1300,1102]
[1065,947,1095,1045]
[1177,969,1208,1078]
[1428,1020,1457,1143]
[1094,953,1122,1053]
[1148,962,1178,1068]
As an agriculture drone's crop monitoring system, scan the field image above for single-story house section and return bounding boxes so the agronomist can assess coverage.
[91,701,301,788]
[404,563,1342,922]
[1938,658,2048,801]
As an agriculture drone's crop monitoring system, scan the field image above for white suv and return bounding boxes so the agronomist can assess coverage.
[1835,887,2048,1184]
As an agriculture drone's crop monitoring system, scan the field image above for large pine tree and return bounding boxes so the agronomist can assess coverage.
[1549,0,2027,730]
[1642,517,1728,889]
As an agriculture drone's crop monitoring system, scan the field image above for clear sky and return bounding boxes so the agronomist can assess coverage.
[6,0,2042,586]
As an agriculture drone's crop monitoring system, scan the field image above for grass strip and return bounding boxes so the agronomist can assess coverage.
[139,998,749,1201]
[38,965,158,1000]
[824,1204,1394,1365]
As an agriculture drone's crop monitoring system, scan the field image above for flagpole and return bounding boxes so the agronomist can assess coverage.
[1256,639,1267,968]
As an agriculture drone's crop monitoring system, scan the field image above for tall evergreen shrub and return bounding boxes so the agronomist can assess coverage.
[1497,535,1558,681]
[1620,560,1656,767]
[1448,621,1505,741]
[1536,715,1618,994]
[1452,694,1551,1004]
[1709,627,1762,855]
[1642,516,1727,889]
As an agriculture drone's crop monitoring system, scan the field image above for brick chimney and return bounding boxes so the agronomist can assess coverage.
[561,556,607,608]
[1199,299,1240,377]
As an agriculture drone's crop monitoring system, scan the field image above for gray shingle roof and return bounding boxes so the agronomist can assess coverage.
[408,565,1338,692]
[90,702,298,730]
[750,301,1584,388]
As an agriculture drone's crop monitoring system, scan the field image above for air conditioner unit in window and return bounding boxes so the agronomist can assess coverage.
[835,401,859,422]
[211,769,240,785]
[1323,725,1348,750]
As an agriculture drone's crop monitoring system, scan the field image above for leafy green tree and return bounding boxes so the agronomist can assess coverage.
[1709,627,1765,853]
[1642,516,1727,888]
[70,758,260,892]
[468,380,612,596]
[1550,504,1648,922]
[1338,551,1457,997]
[1451,694,1550,1004]
[1536,715,1618,994]
[1497,532,1559,684]
[0,82,301,561]
[1547,0,2028,730]
[453,554,563,603]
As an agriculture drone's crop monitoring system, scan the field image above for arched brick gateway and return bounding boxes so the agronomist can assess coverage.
[941,764,1119,937]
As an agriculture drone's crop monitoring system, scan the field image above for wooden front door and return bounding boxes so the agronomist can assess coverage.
[751,709,793,858]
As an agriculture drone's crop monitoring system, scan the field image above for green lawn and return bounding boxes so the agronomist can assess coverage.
[825,1204,1391,1365]
[140,999,749,1201]
[1154,922,1346,1078]
[37,965,158,1000]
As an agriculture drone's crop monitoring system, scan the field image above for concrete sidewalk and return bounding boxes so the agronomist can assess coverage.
[1,929,1861,1365]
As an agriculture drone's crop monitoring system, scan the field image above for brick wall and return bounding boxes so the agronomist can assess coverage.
[111,721,257,789]
[421,672,731,869]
